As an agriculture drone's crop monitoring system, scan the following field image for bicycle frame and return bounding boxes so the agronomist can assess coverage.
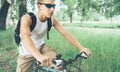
[33,52,87,72]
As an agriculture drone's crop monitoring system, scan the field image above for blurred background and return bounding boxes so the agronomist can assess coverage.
[0,0,120,72]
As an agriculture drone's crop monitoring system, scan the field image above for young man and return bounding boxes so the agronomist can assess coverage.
[16,0,91,72]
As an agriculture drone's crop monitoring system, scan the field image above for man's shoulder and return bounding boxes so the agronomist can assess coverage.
[21,13,32,20]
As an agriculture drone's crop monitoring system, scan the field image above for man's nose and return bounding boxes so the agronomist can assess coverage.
[50,7,55,12]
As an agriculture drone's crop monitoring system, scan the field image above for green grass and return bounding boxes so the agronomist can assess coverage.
[0,26,120,72]
[0,27,17,72]
[46,28,120,72]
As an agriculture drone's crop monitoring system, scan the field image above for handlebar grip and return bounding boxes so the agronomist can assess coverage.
[52,54,63,66]
[52,59,63,66]
[80,52,88,59]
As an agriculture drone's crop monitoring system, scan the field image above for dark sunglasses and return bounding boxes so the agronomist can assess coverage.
[38,3,56,9]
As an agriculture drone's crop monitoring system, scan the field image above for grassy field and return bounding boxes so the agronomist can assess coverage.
[0,27,17,72]
[0,26,120,72]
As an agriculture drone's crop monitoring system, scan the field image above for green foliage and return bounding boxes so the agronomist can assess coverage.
[60,0,120,21]
[113,0,120,16]
[61,0,77,22]
[0,25,120,72]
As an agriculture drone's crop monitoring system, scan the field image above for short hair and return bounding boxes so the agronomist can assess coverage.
[37,0,55,3]
[37,0,44,3]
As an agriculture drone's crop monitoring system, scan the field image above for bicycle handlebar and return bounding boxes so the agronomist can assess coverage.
[33,52,88,72]
[34,52,88,66]
[52,52,88,67]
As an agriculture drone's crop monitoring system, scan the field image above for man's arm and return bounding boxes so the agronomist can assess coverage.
[20,14,51,66]
[53,17,91,56]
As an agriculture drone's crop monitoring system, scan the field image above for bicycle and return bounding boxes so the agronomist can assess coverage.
[32,52,88,72]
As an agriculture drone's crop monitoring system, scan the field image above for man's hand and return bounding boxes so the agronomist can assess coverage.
[37,55,51,66]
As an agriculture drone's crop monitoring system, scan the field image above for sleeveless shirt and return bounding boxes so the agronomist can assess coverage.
[18,13,49,55]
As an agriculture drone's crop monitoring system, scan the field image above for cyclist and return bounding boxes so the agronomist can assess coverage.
[16,0,91,72]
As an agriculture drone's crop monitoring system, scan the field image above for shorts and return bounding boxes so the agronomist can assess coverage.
[16,44,57,72]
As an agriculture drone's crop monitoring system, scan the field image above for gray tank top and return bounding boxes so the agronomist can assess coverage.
[19,13,49,55]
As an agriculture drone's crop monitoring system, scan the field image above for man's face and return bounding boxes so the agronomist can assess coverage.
[38,0,55,18]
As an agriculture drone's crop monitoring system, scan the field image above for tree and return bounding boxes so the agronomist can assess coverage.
[91,0,120,20]
[0,0,10,31]
[107,0,118,18]
[11,0,17,29]
[0,0,27,31]
[103,0,114,18]
[19,0,27,18]
[76,0,92,21]
[61,0,77,23]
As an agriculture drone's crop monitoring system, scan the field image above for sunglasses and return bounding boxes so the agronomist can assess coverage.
[38,3,56,9]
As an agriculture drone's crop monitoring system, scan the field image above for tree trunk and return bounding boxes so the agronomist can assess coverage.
[0,0,10,31]
[70,14,72,23]
[19,0,27,18]
[11,0,17,30]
